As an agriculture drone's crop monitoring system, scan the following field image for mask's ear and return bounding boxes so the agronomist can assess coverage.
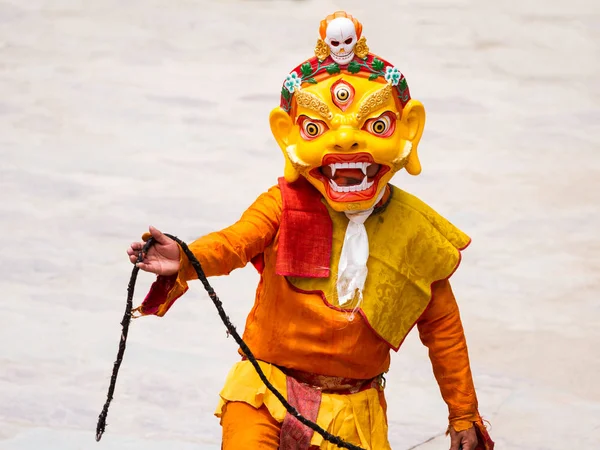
[401,100,426,175]
[270,107,294,150]
[269,107,300,182]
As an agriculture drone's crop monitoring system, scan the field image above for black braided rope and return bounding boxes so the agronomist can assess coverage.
[96,235,365,450]
[95,239,153,441]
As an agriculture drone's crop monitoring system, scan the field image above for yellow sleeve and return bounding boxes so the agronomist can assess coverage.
[416,280,481,432]
[136,185,282,317]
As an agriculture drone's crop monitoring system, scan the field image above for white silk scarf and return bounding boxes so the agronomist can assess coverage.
[336,189,385,308]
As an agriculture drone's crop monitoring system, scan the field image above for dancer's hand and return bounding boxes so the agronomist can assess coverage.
[126,226,180,276]
[449,426,478,450]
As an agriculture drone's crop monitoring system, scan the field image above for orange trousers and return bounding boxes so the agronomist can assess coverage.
[221,401,320,450]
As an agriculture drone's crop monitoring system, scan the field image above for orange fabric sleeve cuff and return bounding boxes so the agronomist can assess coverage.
[450,413,481,432]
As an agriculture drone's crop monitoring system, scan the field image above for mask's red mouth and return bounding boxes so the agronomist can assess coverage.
[309,153,390,201]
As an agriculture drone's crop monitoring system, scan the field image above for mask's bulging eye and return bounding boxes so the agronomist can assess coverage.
[306,123,319,135]
[298,116,328,140]
[363,112,396,137]
[372,119,387,134]
[336,87,350,101]
[331,80,355,111]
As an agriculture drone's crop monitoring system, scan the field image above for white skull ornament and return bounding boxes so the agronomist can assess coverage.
[325,17,358,65]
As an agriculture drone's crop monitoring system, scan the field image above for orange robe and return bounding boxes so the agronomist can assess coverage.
[137,183,490,445]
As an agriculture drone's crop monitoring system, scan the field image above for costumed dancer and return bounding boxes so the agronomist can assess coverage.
[127,11,494,450]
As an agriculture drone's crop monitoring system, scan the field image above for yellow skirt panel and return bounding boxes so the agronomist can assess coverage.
[215,360,391,450]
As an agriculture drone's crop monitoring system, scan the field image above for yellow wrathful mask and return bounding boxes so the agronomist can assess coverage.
[270,11,426,212]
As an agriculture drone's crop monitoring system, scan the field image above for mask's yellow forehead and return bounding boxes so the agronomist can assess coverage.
[294,75,400,123]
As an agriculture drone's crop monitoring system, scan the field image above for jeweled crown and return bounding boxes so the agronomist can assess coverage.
[279,11,411,115]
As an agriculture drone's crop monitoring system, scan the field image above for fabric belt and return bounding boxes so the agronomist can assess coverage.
[280,366,385,395]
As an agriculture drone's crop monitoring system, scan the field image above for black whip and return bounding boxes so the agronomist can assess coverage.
[95,238,151,442]
[96,234,365,450]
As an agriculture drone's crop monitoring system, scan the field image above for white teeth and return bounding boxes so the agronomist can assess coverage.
[329,176,375,193]
[359,177,367,191]
[328,162,371,172]
[326,161,375,193]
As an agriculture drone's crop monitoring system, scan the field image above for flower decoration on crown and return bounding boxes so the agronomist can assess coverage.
[384,66,402,86]
[279,11,411,114]
[285,72,302,93]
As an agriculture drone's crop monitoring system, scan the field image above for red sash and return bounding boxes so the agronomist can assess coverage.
[275,177,332,278]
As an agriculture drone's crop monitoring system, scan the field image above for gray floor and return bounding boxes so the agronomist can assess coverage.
[1,0,599,448]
